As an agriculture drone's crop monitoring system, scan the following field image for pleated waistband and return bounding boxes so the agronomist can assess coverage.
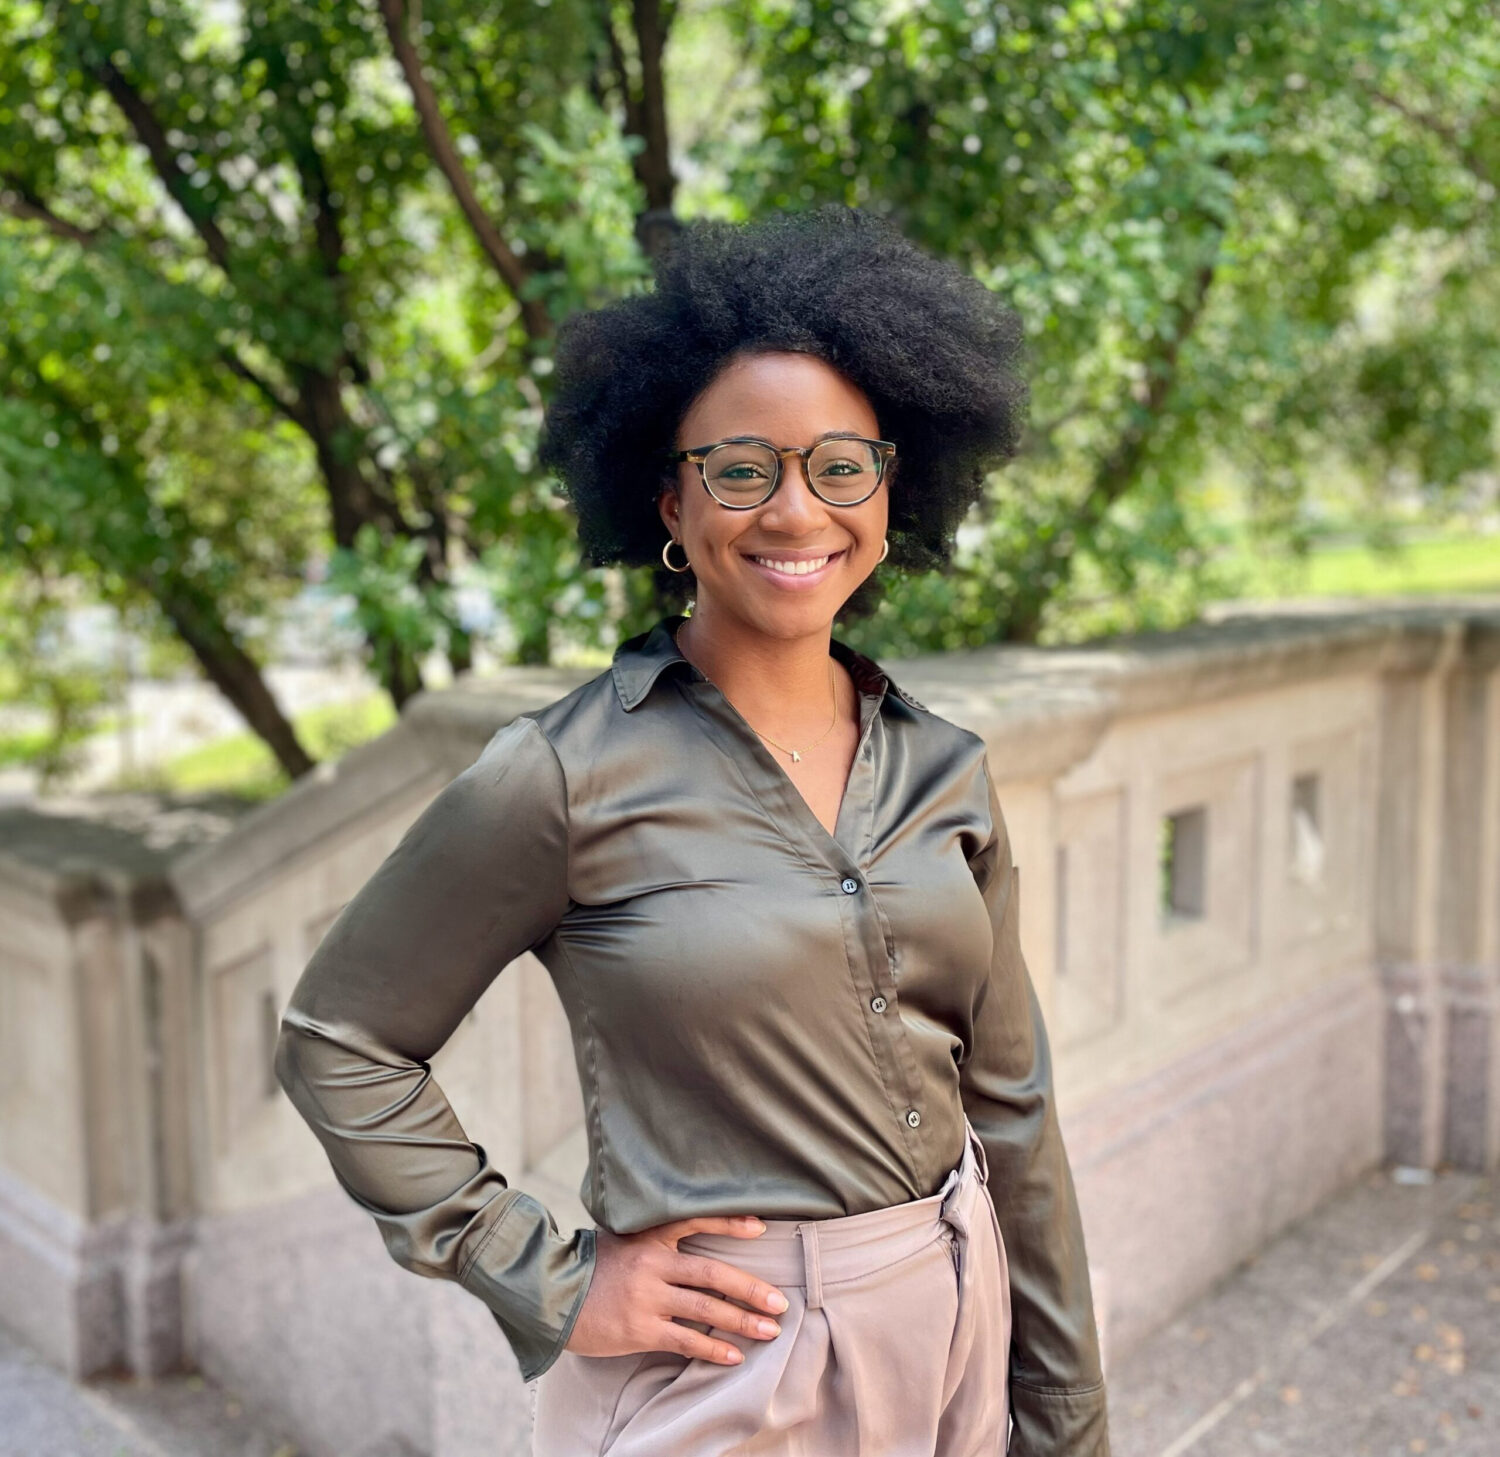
[676,1119,988,1295]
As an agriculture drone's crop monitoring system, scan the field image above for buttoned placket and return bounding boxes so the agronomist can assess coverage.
[676,655,932,1183]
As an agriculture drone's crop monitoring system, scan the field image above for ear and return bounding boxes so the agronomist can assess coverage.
[657,480,682,537]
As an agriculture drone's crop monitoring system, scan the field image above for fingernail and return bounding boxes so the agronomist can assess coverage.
[743,1216,765,1230]
[767,1291,788,1313]
[756,1319,780,1337]
[727,1347,744,1363]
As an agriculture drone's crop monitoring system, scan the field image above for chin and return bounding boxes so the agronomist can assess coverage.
[742,592,851,641]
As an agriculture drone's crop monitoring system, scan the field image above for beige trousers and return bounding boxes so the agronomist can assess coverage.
[532,1118,1011,1455]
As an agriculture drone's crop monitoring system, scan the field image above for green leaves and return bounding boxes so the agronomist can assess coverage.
[3,0,1495,758]
[324,523,458,663]
[722,0,1498,645]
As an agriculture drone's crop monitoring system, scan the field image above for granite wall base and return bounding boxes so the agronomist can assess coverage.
[183,1181,533,1457]
[1067,967,1386,1362]
[0,1164,187,1379]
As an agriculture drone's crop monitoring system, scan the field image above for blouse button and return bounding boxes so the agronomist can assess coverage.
[840,877,860,894]
[905,1109,921,1128]
[870,995,888,1013]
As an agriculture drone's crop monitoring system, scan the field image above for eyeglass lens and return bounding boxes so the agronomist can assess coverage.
[702,439,882,507]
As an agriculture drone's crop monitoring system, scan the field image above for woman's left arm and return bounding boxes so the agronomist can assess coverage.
[960,753,1110,1456]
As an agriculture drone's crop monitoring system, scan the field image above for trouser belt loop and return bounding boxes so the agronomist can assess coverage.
[796,1222,824,1309]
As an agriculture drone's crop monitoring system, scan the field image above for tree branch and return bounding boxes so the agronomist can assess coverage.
[999,235,1222,643]
[219,349,311,432]
[293,140,344,280]
[600,1,645,139]
[0,175,99,245]
[375,0,551,341]
[96,59,233,270]
[1371,88,1495,188]
[149,572,316,779]
[628,0,676,214]
[600,0,679,258]
[285,134,374,387]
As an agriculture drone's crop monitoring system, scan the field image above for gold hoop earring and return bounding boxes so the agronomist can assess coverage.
[877,537,889,564]
[662,537,691,573]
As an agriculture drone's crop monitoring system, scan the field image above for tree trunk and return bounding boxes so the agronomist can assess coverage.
[381,636,425,707]
[152,578,316,780]
[289,365,431,707]
[447,626,474,678]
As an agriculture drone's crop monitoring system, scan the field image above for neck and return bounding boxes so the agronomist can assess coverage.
[674,603,844,732]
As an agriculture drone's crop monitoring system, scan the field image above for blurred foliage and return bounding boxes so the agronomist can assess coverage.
[0,567,116,782]
[1,0,1496,773]
[722,0,1500,649]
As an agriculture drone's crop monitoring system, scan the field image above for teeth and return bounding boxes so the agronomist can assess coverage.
[752,554,832,576]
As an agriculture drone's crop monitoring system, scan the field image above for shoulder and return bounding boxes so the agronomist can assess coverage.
[520,662,632,767]
[460,712,568,819]
[876,668,993,789]
[839,637,986,771]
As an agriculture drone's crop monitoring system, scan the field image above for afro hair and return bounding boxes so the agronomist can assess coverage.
[537,204,1028,608]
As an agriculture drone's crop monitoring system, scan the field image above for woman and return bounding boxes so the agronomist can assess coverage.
[276,205,1109,1456]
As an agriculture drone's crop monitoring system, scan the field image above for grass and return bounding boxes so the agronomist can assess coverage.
[0,711,124,769]
[1226,529,1500,601]
[116,692,397,801]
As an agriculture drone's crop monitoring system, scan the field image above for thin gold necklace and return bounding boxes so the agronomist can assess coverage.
[678,625,841,763]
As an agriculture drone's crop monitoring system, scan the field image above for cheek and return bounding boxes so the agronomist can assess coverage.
[694,521,743,563]
[857,502,889,543]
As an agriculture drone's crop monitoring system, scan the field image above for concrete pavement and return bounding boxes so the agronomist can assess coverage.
[0,1323,296,1457]
[1107,1163,1499,1456]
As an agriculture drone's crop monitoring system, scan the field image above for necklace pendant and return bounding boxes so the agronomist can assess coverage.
[790,750,801,763]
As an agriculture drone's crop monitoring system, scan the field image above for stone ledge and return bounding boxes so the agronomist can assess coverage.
[162,600,1500,919]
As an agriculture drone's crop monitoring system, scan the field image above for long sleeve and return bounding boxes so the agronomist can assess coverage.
[273,714,596,1383]
[960,755,1109,1455]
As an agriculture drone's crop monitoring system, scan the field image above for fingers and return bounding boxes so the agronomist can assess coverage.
[668,1250,790,1317]
[661,1214,768,1240]
[657,1318,746,1366]
[663,1283,783,1344]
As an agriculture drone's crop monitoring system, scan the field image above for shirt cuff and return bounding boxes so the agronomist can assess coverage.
[1007,1374,1111,1456]
[459,1190,598,1382]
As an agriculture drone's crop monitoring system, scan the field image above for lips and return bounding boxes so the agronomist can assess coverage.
[742,548,847,588]
[751,553,835,576]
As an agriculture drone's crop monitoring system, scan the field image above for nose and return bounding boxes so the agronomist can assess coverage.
[758,455,831,535]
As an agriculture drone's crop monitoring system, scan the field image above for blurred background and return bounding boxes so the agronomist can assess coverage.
[1,0,1495,798]
[0,3,1496,1456]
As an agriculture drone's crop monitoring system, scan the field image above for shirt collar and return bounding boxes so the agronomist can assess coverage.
[611,614,926,714]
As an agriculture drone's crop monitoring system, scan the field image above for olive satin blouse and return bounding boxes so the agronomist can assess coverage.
[275,614,1109,1454]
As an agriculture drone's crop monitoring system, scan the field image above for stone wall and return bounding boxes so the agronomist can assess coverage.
[1,603,1496,1457]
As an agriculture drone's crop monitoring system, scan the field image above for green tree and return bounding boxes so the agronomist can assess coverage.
[0,0,660,772]
[721,0,1499,647]
[3,0,1495,785]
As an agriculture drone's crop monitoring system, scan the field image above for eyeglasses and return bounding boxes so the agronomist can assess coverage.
[669,434,896,510]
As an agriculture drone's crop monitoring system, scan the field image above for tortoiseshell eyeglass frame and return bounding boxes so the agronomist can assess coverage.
[667,434,897,509]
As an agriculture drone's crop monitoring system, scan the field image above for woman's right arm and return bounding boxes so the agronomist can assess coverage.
[278,712,795,1378]
[273,714,592,1383]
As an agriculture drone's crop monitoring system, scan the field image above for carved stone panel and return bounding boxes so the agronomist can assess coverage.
[210,945,277,1152]
[1052,789,1128,1047]
[1154,754,1260,1004]
[1284,728,1367,943]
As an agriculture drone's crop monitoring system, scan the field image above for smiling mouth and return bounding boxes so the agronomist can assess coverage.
[746,551,845,577]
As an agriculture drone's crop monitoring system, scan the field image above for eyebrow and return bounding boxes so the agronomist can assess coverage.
[722,430,868,446]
